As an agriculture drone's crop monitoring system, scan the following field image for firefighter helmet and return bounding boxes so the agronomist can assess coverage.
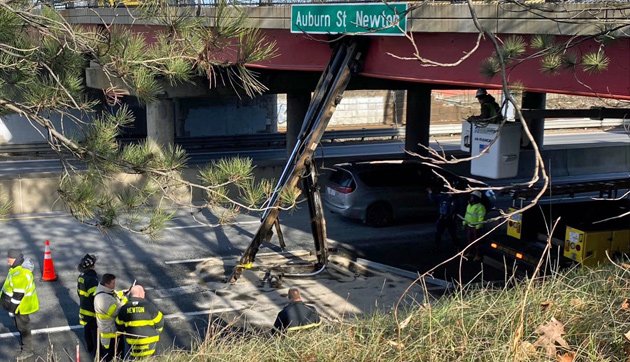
[475,88,488,98]
[78,254,97,272]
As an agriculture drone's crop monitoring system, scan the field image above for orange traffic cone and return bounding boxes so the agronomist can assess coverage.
[42,240,57,282]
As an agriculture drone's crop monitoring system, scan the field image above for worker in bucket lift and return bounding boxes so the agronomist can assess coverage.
[77,254,99,359]
[272,288,321,335]
[1,249,38,361]
[94,273,128,361]
[462,190,487,259]
[470,88,503,124]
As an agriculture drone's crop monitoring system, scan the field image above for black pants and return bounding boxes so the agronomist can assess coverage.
[466,226,480,245]
[14,314,32,353]
[435,217,459,247]
[465,226,482,256]
[83,319,98,358]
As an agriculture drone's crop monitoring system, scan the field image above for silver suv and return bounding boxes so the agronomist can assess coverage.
[323,160,451,227]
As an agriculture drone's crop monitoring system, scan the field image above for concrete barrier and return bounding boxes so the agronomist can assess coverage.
[0,176,64,214]
[1,143,627,214]
[566,144,630,176]
[512,145,630,181]
[516,149,570,179]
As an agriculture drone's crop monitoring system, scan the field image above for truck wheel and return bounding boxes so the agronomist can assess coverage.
[365,202,393,227]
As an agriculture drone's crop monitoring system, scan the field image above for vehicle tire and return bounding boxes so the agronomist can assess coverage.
[365,202,393,227]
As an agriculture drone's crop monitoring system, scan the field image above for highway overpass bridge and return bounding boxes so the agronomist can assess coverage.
[0,2,609,180]
[65,2,630,98]
[59,2,630,155]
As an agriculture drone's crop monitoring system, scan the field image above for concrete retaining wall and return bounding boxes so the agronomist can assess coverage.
[0,164,288,215]
[0,111,87,145]
[516,144,630,179]
[181,95,277,137]
[2,144,627,215]
[177,90,404,136]
[276,90,405,129]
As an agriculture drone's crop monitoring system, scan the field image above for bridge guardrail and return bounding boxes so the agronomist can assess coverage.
[173,127,404,150]
[429,119,627,135]
[52,0,626,10]
[542,119,626,130]
[52,0,439,9]
[0,143,57,155]
[0,119,625,155]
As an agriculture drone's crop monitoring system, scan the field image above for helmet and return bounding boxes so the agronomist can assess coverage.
[475,88,488,98]
[471,190,482,198]
[78,254,97,272]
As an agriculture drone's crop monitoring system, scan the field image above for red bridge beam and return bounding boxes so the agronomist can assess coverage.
[249,29,630,100]
[119,24,630,100]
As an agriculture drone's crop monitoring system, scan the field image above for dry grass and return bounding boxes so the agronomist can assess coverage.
[154,264,630,361]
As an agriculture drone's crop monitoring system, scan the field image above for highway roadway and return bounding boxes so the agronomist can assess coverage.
[0,203,449,361]
[0,130,627,360]
[0,130,627,177]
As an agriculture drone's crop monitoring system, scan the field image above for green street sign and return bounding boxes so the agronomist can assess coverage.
[291,3,408,36]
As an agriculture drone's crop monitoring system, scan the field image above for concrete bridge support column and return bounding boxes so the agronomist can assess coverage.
[521,92,546,150]
[147,98,175,148]
[405,87,431,157]
[174,99,189,138]
[286,92,311,155]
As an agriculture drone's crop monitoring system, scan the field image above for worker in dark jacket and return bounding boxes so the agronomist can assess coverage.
[427,187,461,250]
[77,254,98,358]
[272,288,321,334]
[115,285,164,359]
[471,88,503,124]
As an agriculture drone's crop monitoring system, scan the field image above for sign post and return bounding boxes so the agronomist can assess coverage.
[291,3,408,36]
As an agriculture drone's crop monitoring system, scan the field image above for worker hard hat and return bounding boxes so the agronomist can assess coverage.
[471,190,482,198]
[78,254,97,272]
[475,88,488,98]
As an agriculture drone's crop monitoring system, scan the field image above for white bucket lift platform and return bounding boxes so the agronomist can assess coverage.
[470,122,521,179]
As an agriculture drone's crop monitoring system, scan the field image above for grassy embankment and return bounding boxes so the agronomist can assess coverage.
[157,264,630,361]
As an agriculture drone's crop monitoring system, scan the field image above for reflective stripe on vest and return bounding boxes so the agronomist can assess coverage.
[80,308,96,317]
[78,286,97,297]
[96,302,119,320]
[100,331,117,339]
[464,203,485,229]
[130,348,156,357]
[126,335,160,345]
[116,311,163,328]
[4,265,38,315]
[96,313,112,320]
[286,320,322,332]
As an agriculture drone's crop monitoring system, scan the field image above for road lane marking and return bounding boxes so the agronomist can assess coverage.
[164,249,312,265]
[0,324,82,338]
[163,307,244,319]
[4,212,70,221]
[0,307,245,339]
[165,220,259,230]
[151,284,211,298]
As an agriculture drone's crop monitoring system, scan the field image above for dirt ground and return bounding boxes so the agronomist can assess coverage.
[430,90,630,123]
